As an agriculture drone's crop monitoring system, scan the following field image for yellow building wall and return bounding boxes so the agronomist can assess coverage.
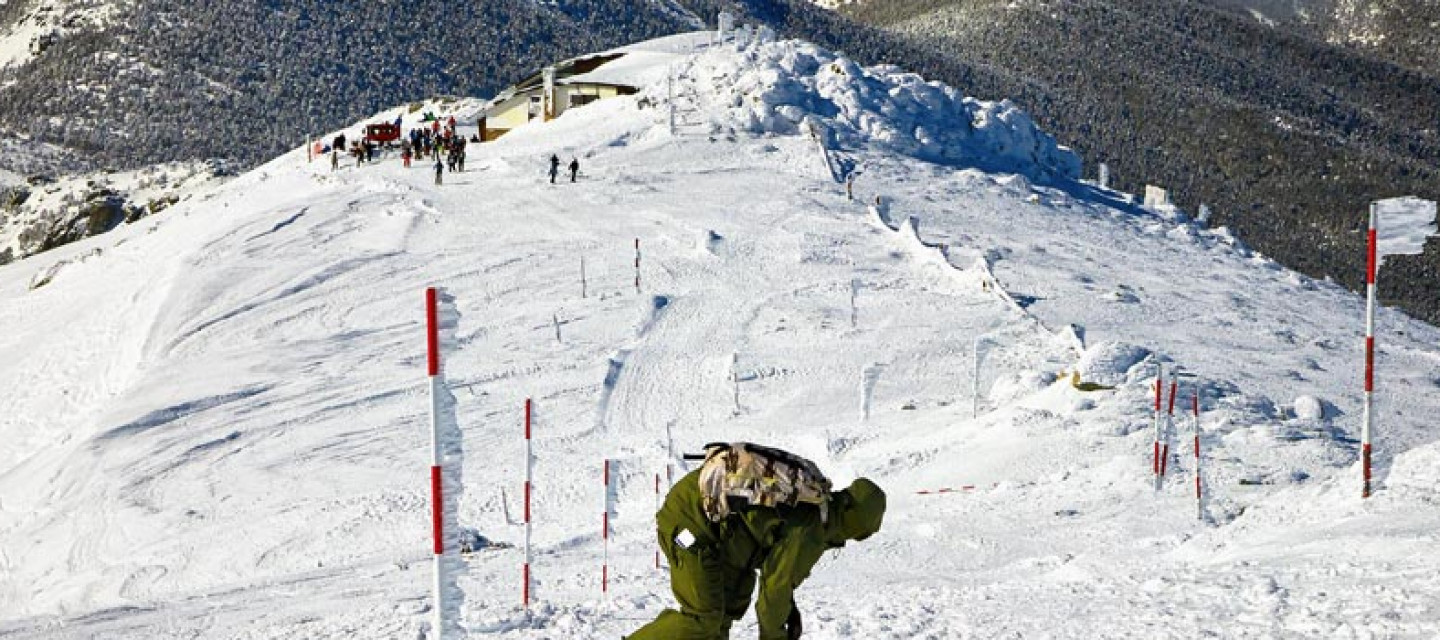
[489,94,537,130]
[484,84,631,139]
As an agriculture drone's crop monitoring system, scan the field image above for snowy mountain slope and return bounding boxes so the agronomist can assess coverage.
[2,32,1439,638]
[833,0,1440,333]
[0,162,227,266]
[0,0,123,69]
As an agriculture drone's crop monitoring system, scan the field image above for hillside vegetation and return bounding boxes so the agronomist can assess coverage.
[835,0,1440,324]
[0,0,694,169]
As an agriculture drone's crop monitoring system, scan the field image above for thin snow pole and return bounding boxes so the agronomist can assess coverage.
[654,472,662,570]
[1193,392,1203,520]
[1161,379,1177,478]
[667,69,676,136]
[523,398,533,609]
[602,459,611,597]
[552,312,562,343]
[972,338,983,419]
[732,353,741,412]
[850,278,860,329]
[581,256,588,299]
[1363,203,1377,499]
[634,238,642,294]
[426,288,447,638]
[1152,367,1164,491]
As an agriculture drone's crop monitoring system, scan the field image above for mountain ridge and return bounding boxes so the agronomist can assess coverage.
[3,31,1439,636]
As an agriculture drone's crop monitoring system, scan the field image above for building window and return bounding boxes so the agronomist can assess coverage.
[569,94,600,108]
[528,95,542,120]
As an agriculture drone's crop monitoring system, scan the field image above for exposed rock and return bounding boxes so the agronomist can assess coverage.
[2,186,30,210]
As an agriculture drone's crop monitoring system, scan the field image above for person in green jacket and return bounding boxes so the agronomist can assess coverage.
[626,469,887,640]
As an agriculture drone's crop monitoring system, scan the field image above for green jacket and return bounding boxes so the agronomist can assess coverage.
[657,469,886,639]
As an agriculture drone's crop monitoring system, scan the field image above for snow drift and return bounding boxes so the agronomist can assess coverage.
[0,28,1438,640]
[657,32,1081,180]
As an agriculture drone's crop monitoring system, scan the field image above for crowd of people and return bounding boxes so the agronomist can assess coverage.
[320,115,471,180]
[316,115,585,188]
[403,117,469,174]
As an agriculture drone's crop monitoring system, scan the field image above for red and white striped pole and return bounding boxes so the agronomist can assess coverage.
[1193,392,1203,520]
[426,288,447,638]
[1362,203,1377,499]
[634,238,642,294]
[1160,379,1177,478]
[523,398,533,609]
[602,459,611,596]
[1152,368,1163,490]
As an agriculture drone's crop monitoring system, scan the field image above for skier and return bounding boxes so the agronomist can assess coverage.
[330,150,339,172]
[627,443,886,640]
[434,156,443,186]
[549,154,560,184]
[568,157,579,183]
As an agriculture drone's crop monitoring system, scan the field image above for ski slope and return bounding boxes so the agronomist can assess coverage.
[2,31,1440,639]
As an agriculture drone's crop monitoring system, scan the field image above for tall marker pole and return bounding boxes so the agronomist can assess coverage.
[1152,367,1164,490]
[654,472,662,570]
[1161,379,1177,478]
[602,459,611,597]
[523,398,533,608]
[1362,202,1377,499]
[634,239,642,294]
[972,338,985,419]
[426,288,447,638]
[1193,392,1203,520]
[1359,197,1438,499]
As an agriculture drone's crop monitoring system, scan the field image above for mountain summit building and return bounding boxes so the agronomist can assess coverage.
[478,32,718,141]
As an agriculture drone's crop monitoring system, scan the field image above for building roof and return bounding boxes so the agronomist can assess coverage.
[482,32,715,113]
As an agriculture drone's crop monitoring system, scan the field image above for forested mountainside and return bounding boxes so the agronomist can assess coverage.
[2,0,1437,326]
[1304,0,1440,78]
[822,0,1440,325]
[0,0,699,171]
[1199,1,1440,78]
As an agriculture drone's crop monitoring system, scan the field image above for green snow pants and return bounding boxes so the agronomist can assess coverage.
[626,527,756,640]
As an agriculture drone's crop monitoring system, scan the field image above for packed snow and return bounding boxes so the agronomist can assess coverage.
[0,162,226,267]
[2,30,1439,639]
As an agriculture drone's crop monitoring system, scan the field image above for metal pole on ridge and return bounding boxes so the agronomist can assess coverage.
[603,459,611,597]
[426,288,447,639]
[1161,379,1177,478]
[1152,367,1163,491]
[1193,393,1202,520]
[1363,203,1377,499]
[1359,197,1437,499]
[524,398,533,609]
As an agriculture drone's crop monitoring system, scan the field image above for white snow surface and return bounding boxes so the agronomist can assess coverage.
[2,33,1440,639]
[0,0,123,69]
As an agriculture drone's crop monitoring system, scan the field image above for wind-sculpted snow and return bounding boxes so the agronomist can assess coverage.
[1,31,1440,639]
[665,35,1081,180]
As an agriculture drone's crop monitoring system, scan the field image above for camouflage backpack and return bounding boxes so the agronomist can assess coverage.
[695,442,834,523]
